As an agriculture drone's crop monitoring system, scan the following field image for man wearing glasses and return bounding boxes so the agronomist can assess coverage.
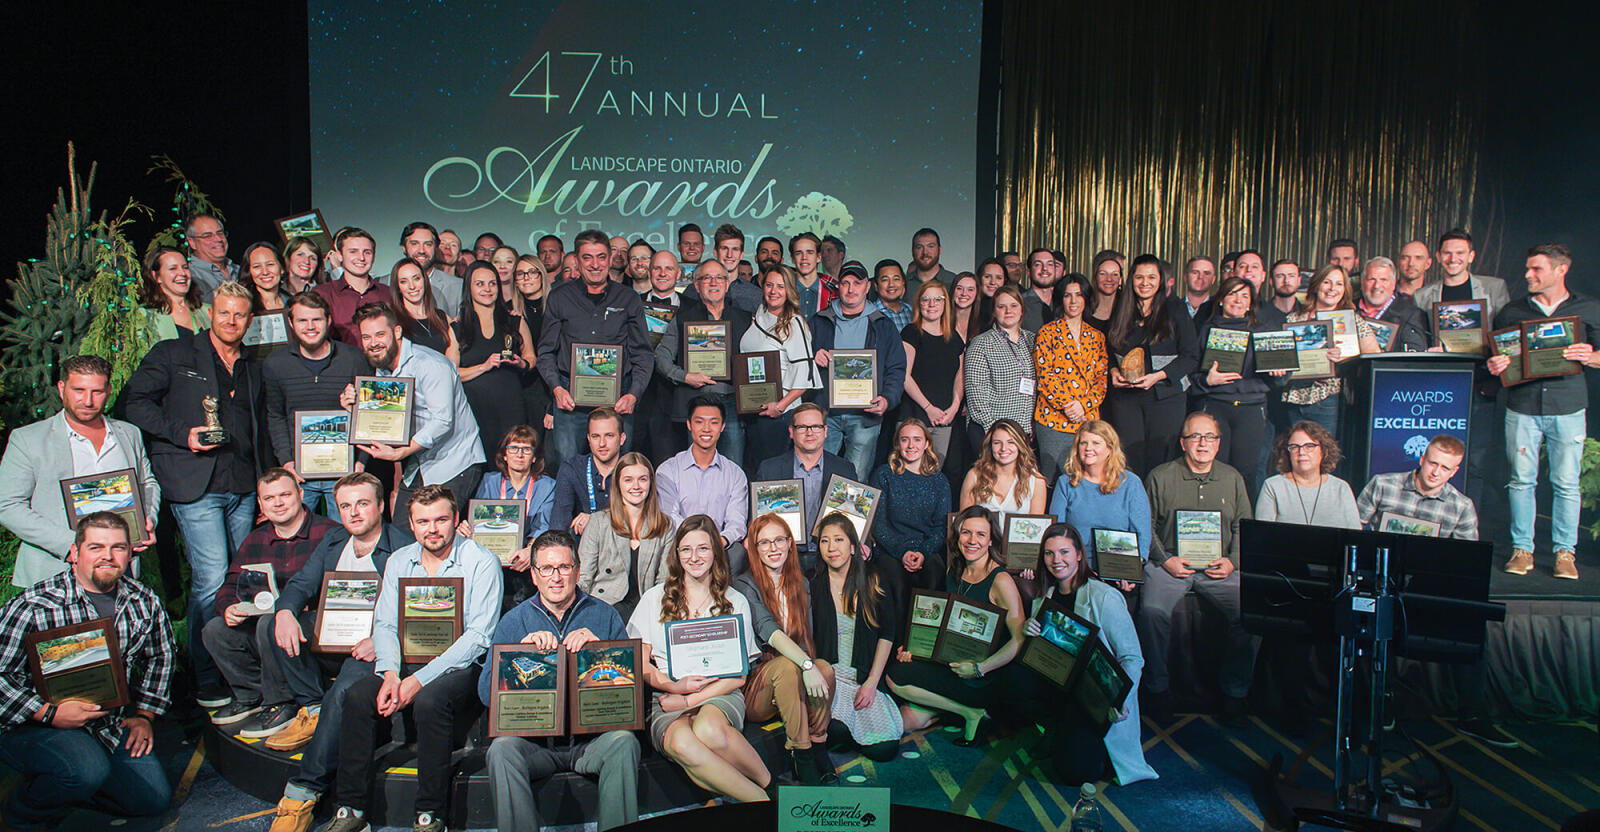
[755,403,855,576]
[654,260,753,465]
[1137,411,1256,725]
[185,213,239,302]
[478,530,640,832]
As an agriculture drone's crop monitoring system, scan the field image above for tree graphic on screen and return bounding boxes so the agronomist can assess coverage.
[775,192,854,238]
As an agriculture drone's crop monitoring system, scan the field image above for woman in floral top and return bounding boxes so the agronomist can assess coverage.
[1033,273,1108,483]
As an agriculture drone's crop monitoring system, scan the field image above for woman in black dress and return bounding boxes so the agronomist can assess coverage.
[1103,254,1199,477]
[454,261,536,458]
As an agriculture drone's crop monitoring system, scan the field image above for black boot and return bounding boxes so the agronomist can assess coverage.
[810,744,840,785]
[791,747,823,785]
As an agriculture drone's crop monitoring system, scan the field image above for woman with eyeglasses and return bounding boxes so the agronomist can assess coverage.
[137,245,209,341]
[513,254,554,432]
[871,419,951,592]
[1189,275,1286,498]
[963,284,1036,456]
[628,516,773,802]
[461,425,557,605]
[281,235,324,294]
[899,280,965,461]
[1104,254,1199,477]
[392,258,460,363]
[730,514,837,784]
[455,261,536,459]
[579,452,673,623]
[811,512,902,761]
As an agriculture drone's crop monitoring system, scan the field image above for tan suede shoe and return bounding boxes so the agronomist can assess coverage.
[268,796,317,832]
[265,708,319,752]
[1503,549,1534,575]
[1553,550,1579,580]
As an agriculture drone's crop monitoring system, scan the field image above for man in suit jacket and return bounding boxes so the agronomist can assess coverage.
[755,403,857,575]
[123,281,268,708]
[0,355,160,588]
[1355,257,1430,352]
[654,260,754,466]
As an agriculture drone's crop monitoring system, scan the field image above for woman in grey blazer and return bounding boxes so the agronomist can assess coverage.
[577,452,674,621]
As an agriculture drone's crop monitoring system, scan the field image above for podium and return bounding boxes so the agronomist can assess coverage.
[1346,353,1480,491]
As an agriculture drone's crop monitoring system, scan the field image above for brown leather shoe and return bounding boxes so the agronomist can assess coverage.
[267,796,317,832]
[264,707,319,752]
[1503,549,1534,575]
[1553,550,1579,580]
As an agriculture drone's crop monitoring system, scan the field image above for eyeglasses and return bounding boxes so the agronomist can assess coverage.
[189,230,226,241]
[1286,442,1321,453]
[792,424,826,433]
[1183,433,1221,444]
[513,269,540,278]
[755,537,791,551]
[505,445,535,456]
[534,563,575,577]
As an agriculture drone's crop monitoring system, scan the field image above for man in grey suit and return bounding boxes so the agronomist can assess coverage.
[0,355,160,588]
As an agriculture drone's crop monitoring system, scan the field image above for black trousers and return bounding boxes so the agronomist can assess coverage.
[1104,389,1186,480]
[335,665,481,814]
[1199,398,1267,498]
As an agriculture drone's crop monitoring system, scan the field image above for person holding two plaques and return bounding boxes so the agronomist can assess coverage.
[731,514,838,784]
[124,280,268,710]
[578,452,674,623]
[324,486,501,832]
[264,473,414,832]
[454,262,536,461]
[626,516,771,803]
[1188,275,1280,499]
[479,530,642,832]
[888,506,1027,746]
[1034,273,1109,483]
[811,512,905,761]
[1046,421,1151,587]
[1488,243,1600,582]
[0,355,159,589]
[870,419,953,593]
[656,397,751,576]
[811,260,908,480]
[1103,255,1199,477]
[654,260,753,465]
[1136,411,1256,724]
[1280,265,1356,439]
[0,513,176,829]
[739,263,822,464]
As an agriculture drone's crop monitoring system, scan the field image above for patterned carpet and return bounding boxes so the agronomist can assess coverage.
[9,707,1596,831]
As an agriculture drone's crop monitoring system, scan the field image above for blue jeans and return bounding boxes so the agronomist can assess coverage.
[550,408,636,473]
[824,412,881,480]
[171,492,257,693]
[1506,409,1585,553]
[1284,395,1340,441]
[285,657,376,801]
[0,724,171,826]
[300,479,338,519]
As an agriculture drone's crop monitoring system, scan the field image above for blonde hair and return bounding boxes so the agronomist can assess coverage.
[888,418,941,475]
[972,419,1042,506]
[1062,420,1127,494]
[910,279,954,341]
[212,280,255,304]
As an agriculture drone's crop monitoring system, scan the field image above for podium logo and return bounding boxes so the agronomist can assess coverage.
[1404,435,1430,460]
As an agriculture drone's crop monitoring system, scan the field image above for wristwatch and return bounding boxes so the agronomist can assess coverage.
[800,659,815,671]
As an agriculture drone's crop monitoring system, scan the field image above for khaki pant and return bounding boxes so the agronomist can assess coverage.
[743,656,834,749]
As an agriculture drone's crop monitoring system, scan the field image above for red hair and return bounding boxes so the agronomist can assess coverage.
[747,514,815,654]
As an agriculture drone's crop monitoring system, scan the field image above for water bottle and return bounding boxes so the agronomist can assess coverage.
[1069,782,1103,831]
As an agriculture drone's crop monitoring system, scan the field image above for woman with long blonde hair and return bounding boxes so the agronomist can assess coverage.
[960,419,1048,517]
[1046,420,1151,589]
[578,452,673,620]
[900,279,966,460]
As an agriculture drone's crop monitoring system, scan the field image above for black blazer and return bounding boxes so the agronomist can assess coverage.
[275,523,413,614]
[809,567,901,681]
[1106,295,1199,402]
[1374,294,1431,352]
[122,330,268,503]
[663,299,753,421]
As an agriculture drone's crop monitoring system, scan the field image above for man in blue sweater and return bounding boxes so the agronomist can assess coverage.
[479,530,640,831]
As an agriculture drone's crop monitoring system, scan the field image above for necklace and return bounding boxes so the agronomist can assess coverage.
[1292,474,1324,524]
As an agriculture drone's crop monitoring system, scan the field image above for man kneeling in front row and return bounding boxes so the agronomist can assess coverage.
[480,530,641,831]
[0,512,175,829]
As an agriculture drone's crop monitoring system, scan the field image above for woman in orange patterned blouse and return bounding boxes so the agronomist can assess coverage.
[1033,273,1108,484]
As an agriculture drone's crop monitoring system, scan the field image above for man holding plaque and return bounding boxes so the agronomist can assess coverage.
[478,530,640,832]
[0,513,175,829]
[811,261,907,480]
[263,291,369,516]
[755,404,855,575]
[125,280,268,709]
[0,355,160,589]
[1488,243,1600,582]
[1354,257,1429,351]
[324,486,500,832]
[1136,411,1256,724]
[657,396,751,575]
[201,469,336,735]
[537,229,654,469]
[655,260,753,464]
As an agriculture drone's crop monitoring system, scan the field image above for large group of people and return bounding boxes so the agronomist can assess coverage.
[0,216,1594,832]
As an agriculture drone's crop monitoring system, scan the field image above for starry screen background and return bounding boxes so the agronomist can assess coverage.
[309,0,981,269]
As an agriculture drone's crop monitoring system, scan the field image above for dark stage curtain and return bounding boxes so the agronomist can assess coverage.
[996,0,1498,272]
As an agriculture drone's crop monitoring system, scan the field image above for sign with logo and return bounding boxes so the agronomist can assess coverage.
[1365,366,1473,491]
[779,785,891,832]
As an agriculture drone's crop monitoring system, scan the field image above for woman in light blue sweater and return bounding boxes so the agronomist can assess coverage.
[1047,421,1151,583]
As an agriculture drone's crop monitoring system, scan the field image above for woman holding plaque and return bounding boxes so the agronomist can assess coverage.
[812,512,904,761]
[136,245,210,342]
[732,513,838,784]
[740,263,821,456]
[1104,255,1199,477]
[950,272,983,341]
[963,284,1037,456]
[468,425,557,601]
[1034,273,1109,481]
[1189,276,1281,498]
[455,262,536,459]
[579,452,673,621]
[627,515,772,802]
[1024,523,1157,786]
[870,418,952,592]
[282,235,324,294]
[1280,265,1356,439]
[960,420,1048,519]
[393,259,460,363]
[1045,421,1150,589]
[900,280,966,460]
[888,506,1026,745]
[242,241,291,311]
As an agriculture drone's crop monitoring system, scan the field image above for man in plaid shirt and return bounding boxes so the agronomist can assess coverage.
[1355,435,1478,541]
[0,512,175,828]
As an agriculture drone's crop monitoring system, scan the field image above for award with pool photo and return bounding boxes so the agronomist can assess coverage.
[1520,316,1581,380]
[1019,597,1098,689]
[25,618,129,708]
[664,614,749,680]
[905,589,951,661]
[294,410,353,479]
[643,303,676,349]
[828,349,879,409]
[932,595,1007,665]
[468,499,525,566]
[398,577,464,663]
[1359,316,1399,353]
[1432,299,1488,355]
[1002,513,1053,570]
[59,468,145,541]
[814,474,881,543]
[1091,528,1144,583]
[312,572,380,653]
[1285,320,1334,381]
[488,644,566,738]
[734,350,781,414]
[1200,327,1249,374]
[682,321,731,380]
[1251,330,1301,372]
[1175,509,1224,569]
[1491,327,1526,386]
[1075,637,1135,727]
[349,376,414,445]
[570,343,622,408]
[750,478,807,545]
[568,639,648,734]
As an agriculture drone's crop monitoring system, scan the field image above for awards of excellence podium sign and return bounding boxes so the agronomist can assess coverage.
[1365,365,1473,491]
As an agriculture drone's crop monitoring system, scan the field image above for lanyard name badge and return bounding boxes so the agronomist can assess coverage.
[1006,334,1034,396]
[585,459,600,513]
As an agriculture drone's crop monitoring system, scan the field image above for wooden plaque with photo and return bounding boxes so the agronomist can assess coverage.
[643,303,676,349]
[827,349,879,409]
[1378,511,1441,538]
[567,639,648,735]
[487,644,567,738]
[905,589,951,661]
[468,499,526,566]
[1490,327,1526,387]
[1018,597,1098,690]
[813,474,881,543]
[24,618,129,709]
[750,478,807,545]
[1075,637,1135,727]
[59,468,146,543]
[569,343,622,408]
[931,595,1007,665]
[1359,316,1400,354]
[1251,330,1301,373]
[294,410,354,480]
[1001,513,1053,571]
[349,376,415,445]
[312,571,380,654]
[1200,327,1249,375]
[273,208,334,254]
[398,577,464,664]
[242,310,291,359]
[1284,320,1335,381]
[1091,527,1144,583]
[1315,309,1360,360]
[734,350,781,414]
[1431,299,1489,355]
[1175,509,1224,569]
[682,321,732,380]
[1520,316,1582,380]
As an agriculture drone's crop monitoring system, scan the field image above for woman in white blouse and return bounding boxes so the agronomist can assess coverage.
[739,263,821,459]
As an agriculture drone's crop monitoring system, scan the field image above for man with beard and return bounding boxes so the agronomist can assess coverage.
[536,234,564,275]
[1327,238,1360,276]
[185,213,239,302]
[625,239,654,294]
[436,229,464,277]
[0,513,176,828]
[1260,258,1301,329]
[391,223,461,315]
[319,486,501,832]
[0,355,159,589]
[909,227,957,289]
[342,303,485,526]
[754,236,784,271]
[1021,247,1059,333]
[263,291,369,516]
